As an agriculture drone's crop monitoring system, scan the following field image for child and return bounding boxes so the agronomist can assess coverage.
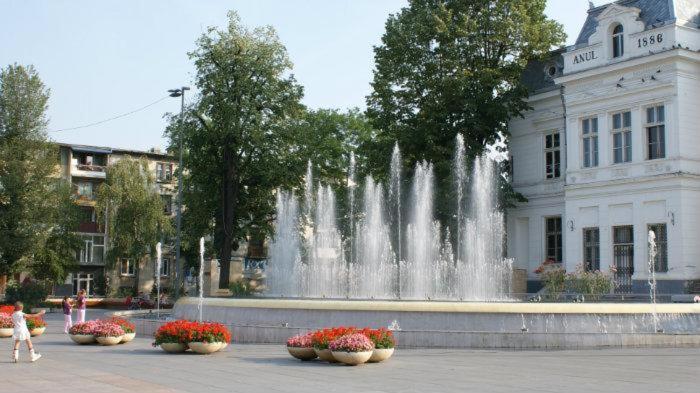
[62,296,73,333]
[76,289,86,323]
[11,301,44,363]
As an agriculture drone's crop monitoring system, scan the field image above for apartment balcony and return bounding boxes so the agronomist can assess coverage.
[72,164,106,179]
[75,193,97,206]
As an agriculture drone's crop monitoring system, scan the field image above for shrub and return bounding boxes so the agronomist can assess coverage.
[329,333,374,353]
[0,313,13,328]
[4,280,50,311]
[69,321,100,335]
[93,322,124,337]
[311,327,356,350]
[286,333,313,348]
[189,322,232,343]
[566,264,613,301]
[360,328,396,349]
[229,280,255,297]
[26,316,47,330]
[108,317,135,334]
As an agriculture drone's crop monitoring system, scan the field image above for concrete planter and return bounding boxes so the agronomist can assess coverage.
[160,342,187,353]
[331,350,373,366]
[188,341,223,354]
[368,347,394,363]
[69,334,96,344]
[29,327,46,337]
[0,328,13,338]
[120,332,136,343]
[314,348,338,363]
[96,335,123,346]
[287,346,317,361]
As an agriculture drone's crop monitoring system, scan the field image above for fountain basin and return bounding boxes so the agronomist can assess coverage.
[170,297,700,349]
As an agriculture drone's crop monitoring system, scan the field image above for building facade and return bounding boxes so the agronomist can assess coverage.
[507,0,700,294]
[57,143,178,296]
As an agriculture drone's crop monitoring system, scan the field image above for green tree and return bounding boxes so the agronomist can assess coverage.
[167,11,304,289]
[0,64,81,283]
[365,0,565,222]
[96,157,171,293]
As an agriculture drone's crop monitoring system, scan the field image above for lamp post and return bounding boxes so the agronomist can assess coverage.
[168,87,189,299]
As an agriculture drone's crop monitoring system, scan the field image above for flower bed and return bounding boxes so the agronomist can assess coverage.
[108,317,135,334]
[329,333,374,353]
[289,326,397,364]
[0,313,12,328]
[69,321,101,336]
[286,333,313,348]
[311,326,356,350]
[93,322,124,338]
[153,320,231,354]
[0,305,14,315]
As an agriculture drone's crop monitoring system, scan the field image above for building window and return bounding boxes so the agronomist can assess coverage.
[645,105,665,160]
[161,194,173,215]
[78,235,104,264]
[120,259,135,276]
[75,181,94,200]
[612,24,624,58]
[648,223,668,272]
[158,257,170,277]
[545,217,563,262]
[612,111,632,163]
[613,226,634,293]
[583,228,600,271]
[156,162,173,182]
[544,131,561,179]
[582,117,599,168]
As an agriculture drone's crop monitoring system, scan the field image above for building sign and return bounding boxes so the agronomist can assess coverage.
[573,50,598,65]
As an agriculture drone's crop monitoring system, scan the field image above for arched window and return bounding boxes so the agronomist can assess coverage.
[612,24,624,58]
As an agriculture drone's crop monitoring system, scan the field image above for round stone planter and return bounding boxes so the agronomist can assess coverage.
[96,335,123,346]
[29,327,46,337]
[0,328,14,338]
[69,334,96,344]
[287,346,317,361]
[331,350,373,366]
[160,342,188,353]
[368,347,395,363]
[314,348,338,363]
[120,332,136,343]
[188,341,223,354]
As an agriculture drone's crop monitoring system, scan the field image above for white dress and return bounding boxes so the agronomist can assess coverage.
[12,311,30,341]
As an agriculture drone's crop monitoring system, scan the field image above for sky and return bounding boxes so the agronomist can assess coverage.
[0,0,591,151]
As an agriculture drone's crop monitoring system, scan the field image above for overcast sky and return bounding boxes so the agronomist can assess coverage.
[0,0,591,151]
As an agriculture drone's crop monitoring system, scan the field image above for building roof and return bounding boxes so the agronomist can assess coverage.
[57,142,174,160]
[575,0,700,47]
[521,48,565,94]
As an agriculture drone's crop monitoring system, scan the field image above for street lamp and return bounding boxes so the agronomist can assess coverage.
[169,86,189,299]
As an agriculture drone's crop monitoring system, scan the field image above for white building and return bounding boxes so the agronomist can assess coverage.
[507,0,700,294]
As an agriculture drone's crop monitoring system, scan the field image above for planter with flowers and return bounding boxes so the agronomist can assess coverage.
[311,327,355,363]
[362,328,396,363]
[188,322,231,354]
[286,333,316,361]
[27,316,47,336]
[69,321,100,344]
[108,317,136,343]
[153,320,194,353]
[0,313,13,338]
[329,333,375,366]
[0,305,14,315]
[94,322,125,346]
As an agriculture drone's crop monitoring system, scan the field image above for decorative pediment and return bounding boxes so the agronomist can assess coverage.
[596,4,641,21]
[586,4,645,46]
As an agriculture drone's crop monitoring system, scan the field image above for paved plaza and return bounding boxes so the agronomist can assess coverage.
[0,310,698,393]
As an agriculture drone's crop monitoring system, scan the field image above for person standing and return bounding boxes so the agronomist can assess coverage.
[11,301,44,363]
[62,296,73,333]
[76,289,87,323]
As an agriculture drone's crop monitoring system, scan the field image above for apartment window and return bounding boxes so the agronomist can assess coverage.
[75,181,94,200]
[612,111,632,163]
[648,223,668,272]
[161,194,173,215]
[612,24,624,58]
[544,132,561,179]
[583,228,600,271]
[545,217,563,262]
[156,162,173,182]
[582,117,599,168]
[646,105,665,160]
[613,226,634,293]
[158,257,170,277]
[120,259,135,276]
[79,235,104,264]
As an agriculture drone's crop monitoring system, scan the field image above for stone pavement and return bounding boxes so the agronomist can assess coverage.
[0,310,698,393]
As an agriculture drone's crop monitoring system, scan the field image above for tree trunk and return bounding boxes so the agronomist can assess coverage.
[218,149,238,289]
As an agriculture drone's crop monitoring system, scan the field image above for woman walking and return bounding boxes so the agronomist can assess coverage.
[76,289,87,323]
[11,301,44,363]
[62,296,73,333]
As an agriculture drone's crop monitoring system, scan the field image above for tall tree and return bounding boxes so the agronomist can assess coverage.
[365,0,565,221]
[168,11,304,289]
[95,157,171,293]
[0,64,80,282]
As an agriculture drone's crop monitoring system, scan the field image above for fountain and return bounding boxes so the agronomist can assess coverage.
[648,230,662,333]
[169,137,700,349]
[198,237,204,322]
[155,242,162,316]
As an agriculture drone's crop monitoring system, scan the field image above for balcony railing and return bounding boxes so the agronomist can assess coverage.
[76,164,106,172]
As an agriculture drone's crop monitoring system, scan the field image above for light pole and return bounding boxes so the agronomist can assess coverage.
[168,86,189,299]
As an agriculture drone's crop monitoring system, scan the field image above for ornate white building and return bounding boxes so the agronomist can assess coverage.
[507,0,700,294]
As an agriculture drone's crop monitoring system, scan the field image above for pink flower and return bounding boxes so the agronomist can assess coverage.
[286,333,313,348]
[329,333,374,353]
